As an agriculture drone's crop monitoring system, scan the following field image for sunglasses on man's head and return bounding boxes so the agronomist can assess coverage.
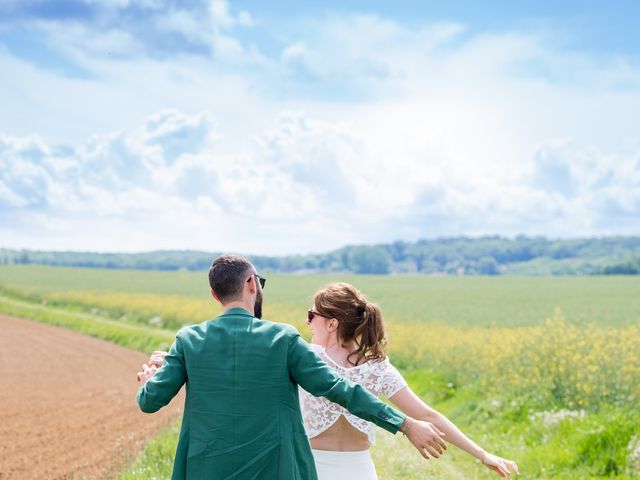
[247,274,266,289]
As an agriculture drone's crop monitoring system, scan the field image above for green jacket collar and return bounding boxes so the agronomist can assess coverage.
[220,307,254,317]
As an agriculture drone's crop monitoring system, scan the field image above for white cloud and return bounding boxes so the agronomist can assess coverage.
[2,106,639,253]
[0,111,358,252]
[281,42,312,77]
[1,10,640,252]
[1,0,262,67]
[210,0,253,29]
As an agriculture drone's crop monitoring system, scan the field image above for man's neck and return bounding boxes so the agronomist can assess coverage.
[222,300,254,315]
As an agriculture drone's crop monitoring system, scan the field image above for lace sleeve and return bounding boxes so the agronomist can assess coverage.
[381,361,408,398]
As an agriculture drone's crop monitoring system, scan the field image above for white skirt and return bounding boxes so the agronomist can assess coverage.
[312,448,379,480]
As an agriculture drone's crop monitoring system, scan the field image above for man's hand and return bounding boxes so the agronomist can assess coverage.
[137,363,157,385]
[481,451,519,479]
[400,416,447,459]
[148,350,167,368]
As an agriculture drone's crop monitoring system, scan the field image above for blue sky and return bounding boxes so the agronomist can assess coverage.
[1,1,639,254]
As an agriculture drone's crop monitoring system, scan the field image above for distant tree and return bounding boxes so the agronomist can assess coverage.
[601,259,640,275]
[388,240,407,262]
[347,246,391,274]
[478,256,498,275]
[549,243,578,260]
[3,236,640,275]
[404,246,425,271]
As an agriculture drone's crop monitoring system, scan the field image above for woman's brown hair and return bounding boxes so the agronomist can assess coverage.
[313,283,387,366]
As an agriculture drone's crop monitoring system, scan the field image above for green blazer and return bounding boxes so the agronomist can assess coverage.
[137,307,405,479]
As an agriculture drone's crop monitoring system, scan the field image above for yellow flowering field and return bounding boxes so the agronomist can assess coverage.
[386,313,640,411]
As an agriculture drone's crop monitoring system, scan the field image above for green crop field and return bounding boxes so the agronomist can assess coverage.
[2,264,639,328]
[1,264,639,479]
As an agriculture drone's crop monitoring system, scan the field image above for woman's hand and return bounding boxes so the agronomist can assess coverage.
[148,350,167,368]
[136,363,157,385]
[481,451,519,479]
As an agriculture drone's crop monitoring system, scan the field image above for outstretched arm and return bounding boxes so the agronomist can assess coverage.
[390,386,519,478]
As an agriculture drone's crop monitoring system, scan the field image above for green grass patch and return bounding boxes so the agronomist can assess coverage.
[0,293,175,353]
[118,421,181,480]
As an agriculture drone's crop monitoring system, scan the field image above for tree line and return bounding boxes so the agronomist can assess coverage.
[2,236,640,275]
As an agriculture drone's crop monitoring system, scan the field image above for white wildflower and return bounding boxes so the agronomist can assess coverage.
[529,409,586,429]
[627,436,640,475]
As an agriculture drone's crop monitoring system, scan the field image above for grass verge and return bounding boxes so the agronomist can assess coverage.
[0,293,175,353]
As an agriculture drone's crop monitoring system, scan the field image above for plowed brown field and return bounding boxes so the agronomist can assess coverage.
[0,314,183,479]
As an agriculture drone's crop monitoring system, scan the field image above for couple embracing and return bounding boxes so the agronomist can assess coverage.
[136,255,518,479]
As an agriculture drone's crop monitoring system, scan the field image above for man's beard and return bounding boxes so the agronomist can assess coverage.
[254,289,263,319]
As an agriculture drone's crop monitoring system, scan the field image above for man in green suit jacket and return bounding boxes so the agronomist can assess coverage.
[137,255,446,479]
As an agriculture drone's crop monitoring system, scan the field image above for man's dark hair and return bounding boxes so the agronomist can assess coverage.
[208,255,254,303]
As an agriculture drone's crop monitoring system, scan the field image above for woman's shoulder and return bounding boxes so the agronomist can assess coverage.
[358,355,391,373]
[376,356,405,376]
[368,355,391,365]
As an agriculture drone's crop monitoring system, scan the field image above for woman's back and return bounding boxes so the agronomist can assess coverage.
[300,344,407,451]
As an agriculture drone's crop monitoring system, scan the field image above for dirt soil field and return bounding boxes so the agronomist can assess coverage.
[0,314,183,479]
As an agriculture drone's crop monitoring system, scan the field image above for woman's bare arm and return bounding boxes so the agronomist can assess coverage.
[390,386,519,478]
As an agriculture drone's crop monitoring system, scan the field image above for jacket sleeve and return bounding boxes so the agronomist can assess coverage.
[287,333,405,434]
[136,334,187,413]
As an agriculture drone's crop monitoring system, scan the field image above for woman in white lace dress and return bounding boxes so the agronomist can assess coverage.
[300,283,519,480]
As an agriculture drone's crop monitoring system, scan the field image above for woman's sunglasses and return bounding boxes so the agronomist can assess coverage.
[307,309,328,322]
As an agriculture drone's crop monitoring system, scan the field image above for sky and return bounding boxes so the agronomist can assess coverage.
[1,0,639,255]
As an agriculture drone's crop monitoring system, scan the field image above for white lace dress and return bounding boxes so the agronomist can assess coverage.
[299,344,408,445]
